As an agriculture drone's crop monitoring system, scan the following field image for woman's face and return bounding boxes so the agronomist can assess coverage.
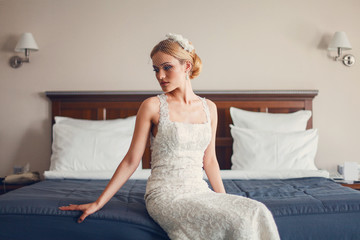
[152,51,188,92]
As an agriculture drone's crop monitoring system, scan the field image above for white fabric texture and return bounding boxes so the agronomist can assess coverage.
[145,94,279,240]
[49,115,140,173]
[230,107,312,132]
[230,125,318,171]
[213,169,329,180]
[44,169,152,180]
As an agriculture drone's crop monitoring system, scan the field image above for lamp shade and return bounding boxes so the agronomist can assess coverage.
[328,32,352,51]
[15,33,39,52]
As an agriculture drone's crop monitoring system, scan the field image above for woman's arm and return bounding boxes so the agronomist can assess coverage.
[203,100,226,194]
[59,97,158,223]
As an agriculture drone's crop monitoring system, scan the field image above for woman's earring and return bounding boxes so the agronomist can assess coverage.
[186,73,189,80]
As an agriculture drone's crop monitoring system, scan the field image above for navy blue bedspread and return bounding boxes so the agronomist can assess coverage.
[0,177,359,240]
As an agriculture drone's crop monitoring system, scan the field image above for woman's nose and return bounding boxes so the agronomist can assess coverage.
[157,70,165,80]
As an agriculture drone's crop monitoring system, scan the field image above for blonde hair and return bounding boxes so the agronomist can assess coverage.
[150,39,202,79]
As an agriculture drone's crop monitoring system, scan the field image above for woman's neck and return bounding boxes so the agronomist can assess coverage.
[166,80,197,105]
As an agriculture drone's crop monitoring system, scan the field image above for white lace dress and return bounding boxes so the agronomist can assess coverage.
[145,94,280,240]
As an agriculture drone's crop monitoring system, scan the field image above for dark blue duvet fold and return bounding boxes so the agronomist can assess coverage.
[0,177,359,240]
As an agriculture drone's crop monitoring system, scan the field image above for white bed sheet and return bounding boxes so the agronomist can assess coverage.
[214,169,329,180]
[44,169,329,180]
[44,169,152,180]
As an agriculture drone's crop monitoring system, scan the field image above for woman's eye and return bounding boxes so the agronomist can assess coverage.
[163,65,172,71]
[153,68,159,72]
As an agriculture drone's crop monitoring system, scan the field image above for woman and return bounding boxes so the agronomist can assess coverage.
[60,33,279,240]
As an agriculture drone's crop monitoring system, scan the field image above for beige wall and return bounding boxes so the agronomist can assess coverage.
[0,0,359,176]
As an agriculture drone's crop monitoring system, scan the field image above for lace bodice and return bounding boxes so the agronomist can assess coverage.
[146,94,212,197]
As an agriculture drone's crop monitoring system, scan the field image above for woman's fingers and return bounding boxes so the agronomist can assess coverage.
[59,203,98,223]
[58,204,81,211]
[77,212,89,223]
[59,204,87,223]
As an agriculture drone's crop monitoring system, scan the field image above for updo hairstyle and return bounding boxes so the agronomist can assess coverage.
[150,39,202,79]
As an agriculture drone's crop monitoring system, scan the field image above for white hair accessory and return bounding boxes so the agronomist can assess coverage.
[166,33,195,52]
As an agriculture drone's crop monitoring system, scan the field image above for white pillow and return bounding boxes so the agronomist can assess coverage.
[230,125,318,171]
[230,107,312,132]
[49,115,140,172]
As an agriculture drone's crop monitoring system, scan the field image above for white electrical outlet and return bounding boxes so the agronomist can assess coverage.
[343,162,359,181]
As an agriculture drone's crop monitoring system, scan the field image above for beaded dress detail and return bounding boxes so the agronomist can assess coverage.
[145,94,279,240]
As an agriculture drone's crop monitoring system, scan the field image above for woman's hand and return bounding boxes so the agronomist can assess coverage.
[59,202,100,223]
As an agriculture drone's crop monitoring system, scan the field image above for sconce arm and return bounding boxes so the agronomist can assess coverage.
[334,48,342,61]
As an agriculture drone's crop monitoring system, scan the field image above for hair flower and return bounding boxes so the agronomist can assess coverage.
[166,33,195,52]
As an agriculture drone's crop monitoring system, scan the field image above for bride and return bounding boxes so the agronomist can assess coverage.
[60,33,279,240]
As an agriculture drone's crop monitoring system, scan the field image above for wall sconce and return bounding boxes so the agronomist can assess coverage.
[9,33,39,69]
[328,31,355,67]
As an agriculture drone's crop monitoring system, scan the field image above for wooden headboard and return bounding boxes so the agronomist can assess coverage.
[46,90,318,170]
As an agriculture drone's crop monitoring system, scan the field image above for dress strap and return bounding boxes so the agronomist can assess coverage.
[157,94,169,124]
[198,97,211,124]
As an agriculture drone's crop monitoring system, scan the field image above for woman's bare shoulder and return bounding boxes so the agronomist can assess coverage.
[138,96,160,116]
[141,96,159,108]
[205,99,217,112]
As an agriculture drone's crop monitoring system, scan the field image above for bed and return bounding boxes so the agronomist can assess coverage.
[1,90,360,240]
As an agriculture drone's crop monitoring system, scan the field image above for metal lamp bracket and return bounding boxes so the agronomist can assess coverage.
[341,54,355,67]
[9,56,29,68]
[334,48,355,67]
[9,56,23,68]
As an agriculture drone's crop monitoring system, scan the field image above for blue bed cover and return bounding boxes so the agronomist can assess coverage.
[0,177,359,240]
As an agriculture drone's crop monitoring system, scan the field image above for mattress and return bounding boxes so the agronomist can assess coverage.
[0,177,360,240]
